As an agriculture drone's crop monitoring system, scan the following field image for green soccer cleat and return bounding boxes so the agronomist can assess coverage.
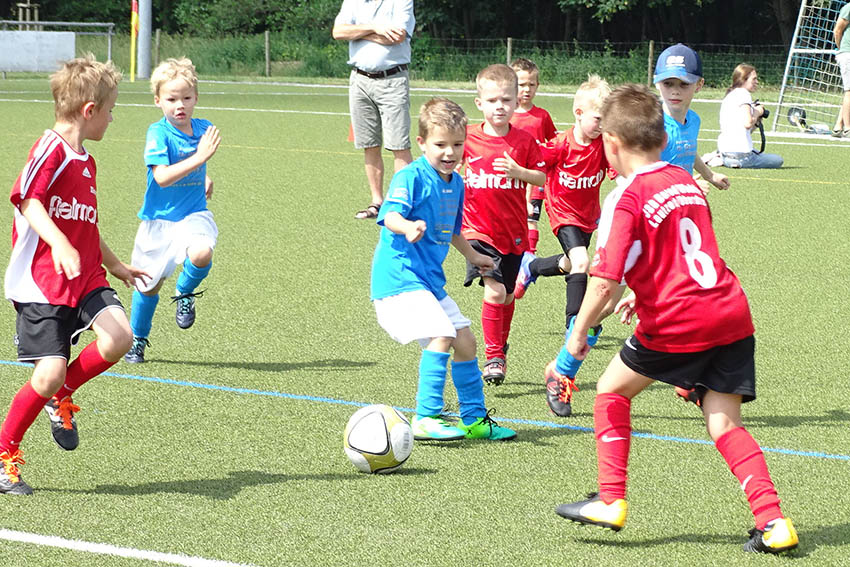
[411,415,466,441]
[556,492,628,531]
[743,517,799,554]
[458,410,516,441]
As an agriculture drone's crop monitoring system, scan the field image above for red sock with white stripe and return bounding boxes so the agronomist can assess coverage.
[528,228,539,254]
[715,427,783,530]
[481,301,504,360]
[501,300,515,353]
[55,341,114,401]
[0,381,49,452]
[594,392,631,503]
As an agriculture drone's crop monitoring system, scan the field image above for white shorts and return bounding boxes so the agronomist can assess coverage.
[131,210,218,292]
[838,52,850,91]
[374,289,471,347]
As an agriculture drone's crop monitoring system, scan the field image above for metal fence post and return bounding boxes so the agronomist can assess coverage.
[506,37,513,65]
[647,40,654,85]
[265,30,270,77]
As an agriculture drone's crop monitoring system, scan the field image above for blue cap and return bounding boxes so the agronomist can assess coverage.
[653,43,703,84]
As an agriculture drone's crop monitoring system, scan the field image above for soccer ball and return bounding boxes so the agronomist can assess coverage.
[343,404,413,474]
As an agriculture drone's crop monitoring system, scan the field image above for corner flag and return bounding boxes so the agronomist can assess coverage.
[130,0,139,82]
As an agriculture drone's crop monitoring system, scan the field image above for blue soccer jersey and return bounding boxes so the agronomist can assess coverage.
[139,117,213,221]
[371,157,464,301]
[661,109,700,173]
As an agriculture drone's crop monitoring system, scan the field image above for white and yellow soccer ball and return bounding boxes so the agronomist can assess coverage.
[343,404,413,474]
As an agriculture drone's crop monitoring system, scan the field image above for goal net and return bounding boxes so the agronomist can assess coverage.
[774,0,844,134]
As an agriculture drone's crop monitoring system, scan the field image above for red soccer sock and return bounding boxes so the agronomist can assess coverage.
[594,392,631,503]
[0,381,50,452]
[55,341,114,401]
[715,427,783,530]
[528,229,539,254]
[501,300,515,350]
[481,301,504,360]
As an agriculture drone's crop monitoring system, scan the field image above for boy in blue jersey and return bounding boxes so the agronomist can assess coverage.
[371,98,516,441]
[124,57,222,363]
[653,43,729,190]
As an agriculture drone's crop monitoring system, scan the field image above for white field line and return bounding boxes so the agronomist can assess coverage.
[0,95,847,148]
[0,528,254,567]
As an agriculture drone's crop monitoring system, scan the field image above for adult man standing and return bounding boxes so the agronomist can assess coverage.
[833,3,850,137]
[333,0,415,219]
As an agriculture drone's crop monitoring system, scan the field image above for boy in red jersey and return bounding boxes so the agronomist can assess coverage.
[509,58,557,254]
[0,55,148,495]
[512,75,612,417]
[555,84,798,555]
[462,64,546,385]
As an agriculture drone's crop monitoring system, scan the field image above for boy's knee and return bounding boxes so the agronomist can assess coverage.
[452,328,477,360]
[187,246,213,267]
[100,329,134,361]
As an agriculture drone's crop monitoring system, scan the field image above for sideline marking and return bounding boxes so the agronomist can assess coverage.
[0,360,845,462]
[0,529,253,567]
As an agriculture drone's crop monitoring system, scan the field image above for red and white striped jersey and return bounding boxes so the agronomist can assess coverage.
[5,130,107,307]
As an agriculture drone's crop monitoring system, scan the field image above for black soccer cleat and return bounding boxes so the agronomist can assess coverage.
[482,357,506,386]
[171,290,204,329]
[43,396,80,450]
[0,450,33,495]
[545,360,579,417]
[124,336,150,364]
[556,492,627,531]
[743,518,798,554]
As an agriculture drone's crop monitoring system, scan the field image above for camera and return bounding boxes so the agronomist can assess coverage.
[753,100,769,120]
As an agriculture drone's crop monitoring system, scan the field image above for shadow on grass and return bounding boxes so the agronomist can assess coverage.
[636,406,850,429]
[150,358,377,373]
[572,521,850,557]
[43,468,438,500]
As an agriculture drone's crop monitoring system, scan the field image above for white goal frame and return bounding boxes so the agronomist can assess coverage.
[773,0,844,133]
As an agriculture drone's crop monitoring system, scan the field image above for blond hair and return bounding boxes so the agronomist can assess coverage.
[510,57,539,75]
[476,64,518,95]
[601,83,666,152]
[150,57,199,97]
[419,97,468,139]
[573,74,611,113]
[50,53,121,122]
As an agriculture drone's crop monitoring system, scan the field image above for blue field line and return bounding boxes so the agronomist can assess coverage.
[1,359,847,462]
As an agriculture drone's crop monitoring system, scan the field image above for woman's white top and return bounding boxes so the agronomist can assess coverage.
[718,87,754,153]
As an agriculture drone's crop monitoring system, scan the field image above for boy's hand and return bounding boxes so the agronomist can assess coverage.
[205,175,214,200]
[470,252,495,273]
[51,241,81,280]
[196,126,221,163]
[567,331,589,360]
[614,292,637,325]
[107,262,151,289]
[405,220,427,243]
[710,172,730,190]
[492,151,521,179]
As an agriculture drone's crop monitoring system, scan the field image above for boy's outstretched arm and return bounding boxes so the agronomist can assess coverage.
[99,237,150,288]
[383,211,426,243]
[451,234,495,273]
[567,276,619,360]
[694,156,729,190]
[19,198,80,280]
[493,151,546,186]
[152,125,221,188]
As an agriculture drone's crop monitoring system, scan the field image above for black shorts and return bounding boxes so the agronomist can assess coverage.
[528,198,544,222]
[463,240,522,295]
[618,334,756,403]
[556,225,593,255]
[14,287,124,361]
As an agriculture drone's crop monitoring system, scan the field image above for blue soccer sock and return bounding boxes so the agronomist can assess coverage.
[130,291,159,338]
[416,350,450,419]
[556,316,603,377]
[175,258,211,295]
[451,358,486,426]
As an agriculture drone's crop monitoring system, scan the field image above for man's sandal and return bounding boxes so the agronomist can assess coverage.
[355,203,381,219]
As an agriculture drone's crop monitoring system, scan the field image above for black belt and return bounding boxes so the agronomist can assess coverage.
[354,64,408,79]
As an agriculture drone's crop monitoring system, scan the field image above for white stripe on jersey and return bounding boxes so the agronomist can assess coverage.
[19,131,88,201]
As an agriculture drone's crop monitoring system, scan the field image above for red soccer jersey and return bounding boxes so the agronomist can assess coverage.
[6,130,107,307]
[462,123,545,255]
[511,106,557,201]
[540,127,608,234]
[591,162,754,352]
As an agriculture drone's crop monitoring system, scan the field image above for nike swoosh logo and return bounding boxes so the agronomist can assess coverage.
[467,156,483,163]
[625,337,638,351]
[601,434,628,443]
[741,474,753,492]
